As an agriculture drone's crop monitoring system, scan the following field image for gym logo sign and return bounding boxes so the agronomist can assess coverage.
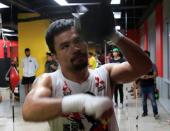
[63,81,72,96]
[95,76,105,92]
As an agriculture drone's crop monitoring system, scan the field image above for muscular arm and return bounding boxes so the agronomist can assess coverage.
[106,36,152,84]
[22,74,62,122]
[22,74,114,122]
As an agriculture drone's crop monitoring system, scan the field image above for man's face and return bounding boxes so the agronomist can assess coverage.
[113,51,119,57]
[25,51,30,57]
[53,27,88,71]
[47,55,52,61]
[51,54,56,60]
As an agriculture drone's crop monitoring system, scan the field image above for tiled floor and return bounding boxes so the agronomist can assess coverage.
[0,86,170,131]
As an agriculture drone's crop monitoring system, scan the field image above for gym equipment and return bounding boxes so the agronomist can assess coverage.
[9,66,20,92]
[75,3,115,44]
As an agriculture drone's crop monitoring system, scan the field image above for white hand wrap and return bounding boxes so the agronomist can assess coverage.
[62,94,113,119]
[84,96,113,118]
[111,30,124,45]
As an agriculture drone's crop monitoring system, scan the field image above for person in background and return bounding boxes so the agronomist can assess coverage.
[111,48,125,108]
[139,51,159,119]
[98,52,105,65]
[11,57,20,100]
[45,52,58,73]
[45,52,52,73]
[51,53,59,70]
[21,48,39,96]
[88,52,97,69]
[12,57,18,69]
[105,51,112,63]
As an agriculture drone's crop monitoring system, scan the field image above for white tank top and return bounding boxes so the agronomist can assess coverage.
[48,65,119,131]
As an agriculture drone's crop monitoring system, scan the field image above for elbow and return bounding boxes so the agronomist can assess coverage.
[22,105,38,122]
[22,113,30,121]
[22,98,35,121]
[22,106,31,121]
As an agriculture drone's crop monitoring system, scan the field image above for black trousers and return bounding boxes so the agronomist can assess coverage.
[114,84,124,104]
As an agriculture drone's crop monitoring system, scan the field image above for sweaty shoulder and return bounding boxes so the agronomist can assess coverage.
[102,63,114,74]
[93,65,110,78]
[48,70,61,86]
[47,69,66,97]
[33,73,52,89]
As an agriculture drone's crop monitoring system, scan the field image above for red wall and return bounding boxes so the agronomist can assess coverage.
[0,40,18,59]
[155,3,163,77]
[141,3,163,77]
[143,21,149,50]
[126,29,140,45]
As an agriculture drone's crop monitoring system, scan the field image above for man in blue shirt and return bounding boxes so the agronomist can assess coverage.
[139,51,159,119]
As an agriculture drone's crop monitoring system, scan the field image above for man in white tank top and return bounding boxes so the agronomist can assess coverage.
[22,19,152,131]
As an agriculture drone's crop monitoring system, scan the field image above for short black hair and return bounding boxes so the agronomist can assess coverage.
[45,19,74,54]
[25,48,30,52]
[89,52,94,56]
[144,50,150,57]
[46,52,52,56]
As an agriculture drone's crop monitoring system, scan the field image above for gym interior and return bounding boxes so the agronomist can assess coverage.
[0,0,170,131]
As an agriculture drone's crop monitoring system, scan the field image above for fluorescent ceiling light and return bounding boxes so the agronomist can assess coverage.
[111,0,121,4]
[0,3,9,8]
[78,5,88,13]
[3,33,18,37]
[54,0,68,6]
[72,13,84,18]
[115,26,121,30]
[73,5,88,17]
[113,12,121,19]
[54,0,99,6]
[0,28,14,32]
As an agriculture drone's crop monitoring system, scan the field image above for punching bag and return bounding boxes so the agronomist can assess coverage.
[9,66,20,92]
[75,3,115,44]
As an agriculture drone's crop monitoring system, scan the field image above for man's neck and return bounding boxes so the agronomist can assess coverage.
[114,56,121,60]
[61,67,89,84]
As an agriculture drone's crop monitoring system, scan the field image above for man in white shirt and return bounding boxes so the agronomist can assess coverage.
[21,48,39,95]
